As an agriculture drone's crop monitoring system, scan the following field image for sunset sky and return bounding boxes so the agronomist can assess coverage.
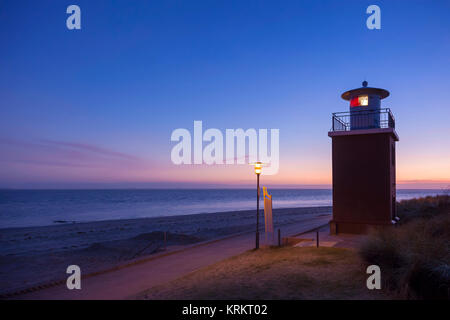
[0,0,449,189]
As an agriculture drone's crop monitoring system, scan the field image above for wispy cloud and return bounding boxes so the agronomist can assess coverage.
[40,139,139,161]
[397,179,450,184]
[0,137,142,168]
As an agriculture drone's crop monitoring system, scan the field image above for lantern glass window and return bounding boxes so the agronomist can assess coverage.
[359,95,369,106]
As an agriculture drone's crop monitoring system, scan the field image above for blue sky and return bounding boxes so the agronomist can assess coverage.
[0,0,449,188]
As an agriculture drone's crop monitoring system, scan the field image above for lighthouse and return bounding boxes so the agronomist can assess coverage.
[328,82,399,234]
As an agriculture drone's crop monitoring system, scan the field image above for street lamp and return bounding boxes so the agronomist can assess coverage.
[252,161,263,249]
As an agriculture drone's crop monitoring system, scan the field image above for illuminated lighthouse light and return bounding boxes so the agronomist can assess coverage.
[359,95,369,106]
[350,95,369,107]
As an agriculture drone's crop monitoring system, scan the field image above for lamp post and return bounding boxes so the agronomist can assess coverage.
[253,161,262,249]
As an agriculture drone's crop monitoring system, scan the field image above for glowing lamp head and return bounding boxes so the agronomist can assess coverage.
[253,161,263,175]
[350,95,369,107]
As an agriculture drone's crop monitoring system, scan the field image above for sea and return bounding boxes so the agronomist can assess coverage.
[0,189,446,229]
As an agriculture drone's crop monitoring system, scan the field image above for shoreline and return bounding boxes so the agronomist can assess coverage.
[0,206,331,232]
[0,206,331,295]
[1,189,443,230]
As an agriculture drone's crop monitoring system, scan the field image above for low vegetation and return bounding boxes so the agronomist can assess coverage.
[137,246,391,300]
[359,195,450,299]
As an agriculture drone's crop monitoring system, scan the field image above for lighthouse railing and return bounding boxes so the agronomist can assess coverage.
[331,108,395,132]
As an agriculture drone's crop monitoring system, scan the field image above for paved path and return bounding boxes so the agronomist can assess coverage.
[18,214,331,300]
[294,225,367,249]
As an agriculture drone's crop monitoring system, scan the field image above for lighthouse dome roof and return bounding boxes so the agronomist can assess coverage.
[341,81,390,100]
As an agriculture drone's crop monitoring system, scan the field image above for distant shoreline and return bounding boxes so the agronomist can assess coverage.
[0,188,445,229]
[0,206,332,232]
[0,187,448,190]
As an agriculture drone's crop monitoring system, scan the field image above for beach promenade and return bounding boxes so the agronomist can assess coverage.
[18,214,331,300]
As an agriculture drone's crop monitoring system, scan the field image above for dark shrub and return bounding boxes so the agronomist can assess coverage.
[406,261,450,299]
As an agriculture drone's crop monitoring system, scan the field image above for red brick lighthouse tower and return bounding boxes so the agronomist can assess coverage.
[328,81,399,234]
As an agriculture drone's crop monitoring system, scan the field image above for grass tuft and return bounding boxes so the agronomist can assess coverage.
[359,195,450,299]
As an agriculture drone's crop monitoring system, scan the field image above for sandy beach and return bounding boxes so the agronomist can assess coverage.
[0,206,331,296]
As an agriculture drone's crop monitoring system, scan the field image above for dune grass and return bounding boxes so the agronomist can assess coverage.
[396,195,449,223]
[137,246,391,300]
[359,195,450,299]
[136,195,448,300]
